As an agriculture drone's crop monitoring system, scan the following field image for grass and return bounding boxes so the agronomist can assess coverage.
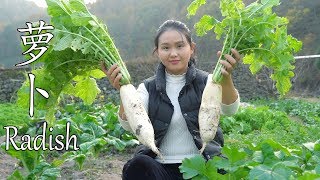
[0,103,31,136]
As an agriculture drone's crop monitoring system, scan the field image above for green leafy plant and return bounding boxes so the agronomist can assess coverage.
[251,98,320,125]
[180,139,320,179]
[0,103,32,136]
[50,102,138,170]
[187,0,302,96]
[17,0,131,125]
[220,99,320,148]
[2,102,138,176]
[1,142,61,180]
[220,106,291,134]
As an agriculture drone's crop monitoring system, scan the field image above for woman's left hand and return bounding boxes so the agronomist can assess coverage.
[218,48,241,77]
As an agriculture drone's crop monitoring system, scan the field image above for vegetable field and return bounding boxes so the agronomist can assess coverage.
[0,0,319,179]
[1,98,319,179]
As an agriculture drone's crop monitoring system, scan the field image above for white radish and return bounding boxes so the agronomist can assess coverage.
[199,80,222,154]
[120,84,162,158]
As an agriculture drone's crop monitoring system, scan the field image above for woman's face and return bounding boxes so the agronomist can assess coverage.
[156,30,195,75]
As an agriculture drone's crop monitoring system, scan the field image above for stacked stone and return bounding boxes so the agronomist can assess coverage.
[0,67,29,103]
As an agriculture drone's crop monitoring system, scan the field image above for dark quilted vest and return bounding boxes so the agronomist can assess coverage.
[136,62,224,160]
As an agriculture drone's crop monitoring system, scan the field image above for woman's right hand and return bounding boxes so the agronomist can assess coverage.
[101,62,122,90]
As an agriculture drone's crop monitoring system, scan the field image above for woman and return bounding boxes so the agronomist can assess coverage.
[102,20,241,180]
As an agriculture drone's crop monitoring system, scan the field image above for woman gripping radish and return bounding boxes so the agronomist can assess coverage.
[102,19,241,180]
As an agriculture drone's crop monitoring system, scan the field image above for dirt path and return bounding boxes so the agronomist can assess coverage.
[60,152,131,180]
[0,136,19,178]
[0,149,18,178]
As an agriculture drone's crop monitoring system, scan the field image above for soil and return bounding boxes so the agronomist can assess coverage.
[0,136,133,180]
[0,149,18,178]
[59,152,131,180]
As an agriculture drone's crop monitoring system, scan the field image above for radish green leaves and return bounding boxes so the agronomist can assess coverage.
[17,0,130,124]
[188,0,302,96]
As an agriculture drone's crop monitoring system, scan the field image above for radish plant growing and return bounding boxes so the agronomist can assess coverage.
[180,139,320,179]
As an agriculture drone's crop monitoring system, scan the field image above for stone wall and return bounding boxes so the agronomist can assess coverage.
[198,62,278,100]
[0,60,294,103]
[0,67,29,103]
